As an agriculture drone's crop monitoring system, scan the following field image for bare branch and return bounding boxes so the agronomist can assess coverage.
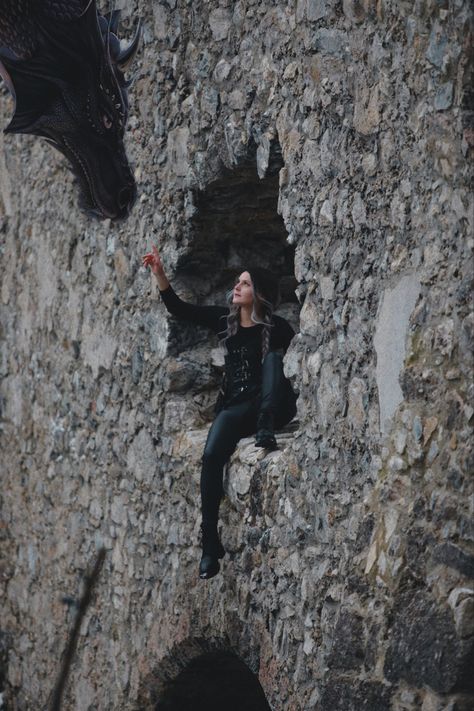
[47,548,106,711]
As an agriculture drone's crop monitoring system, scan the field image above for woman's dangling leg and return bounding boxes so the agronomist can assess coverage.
[201,402,252,525]
[255,351,297,449]
[199,401,255,579]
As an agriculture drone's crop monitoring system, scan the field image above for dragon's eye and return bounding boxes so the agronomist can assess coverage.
[102,113,113,129]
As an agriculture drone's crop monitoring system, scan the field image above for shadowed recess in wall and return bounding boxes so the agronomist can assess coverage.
[167,138,298,356]
[154,651,271,711]
[181,139,290,278]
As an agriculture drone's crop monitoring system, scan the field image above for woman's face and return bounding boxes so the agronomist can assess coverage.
[232,271,254,307]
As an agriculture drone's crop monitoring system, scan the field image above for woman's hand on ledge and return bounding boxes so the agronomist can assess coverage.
[142,244,170,291]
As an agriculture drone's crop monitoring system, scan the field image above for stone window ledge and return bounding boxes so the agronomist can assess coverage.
[223,422,298,507]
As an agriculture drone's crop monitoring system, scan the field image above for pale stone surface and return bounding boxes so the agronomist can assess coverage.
[166,127,190,177]
[81,321,118,380]
[374,274,421,433]
[347,377,367,430]
[317,361,342,427]
[319,198,334,225]
[209,7,232,41]
[353,82,380,135]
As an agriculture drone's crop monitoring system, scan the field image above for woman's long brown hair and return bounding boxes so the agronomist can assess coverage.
[220,280,275,361]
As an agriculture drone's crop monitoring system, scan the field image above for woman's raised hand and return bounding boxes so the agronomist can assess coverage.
[142,245,169,290]
[142,244,163,276]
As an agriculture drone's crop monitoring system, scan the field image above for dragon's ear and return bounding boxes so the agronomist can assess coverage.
[0,58,61,134]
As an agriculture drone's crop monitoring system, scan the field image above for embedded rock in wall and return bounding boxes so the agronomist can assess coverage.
[0,1,473,710]
[374,273,421,433]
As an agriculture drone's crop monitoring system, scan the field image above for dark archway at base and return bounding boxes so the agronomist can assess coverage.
[155,651,271,711]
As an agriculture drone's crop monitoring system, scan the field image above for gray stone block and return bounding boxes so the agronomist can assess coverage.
[432,543,474,580]
[321,679,391,711]
[384,591,474,693]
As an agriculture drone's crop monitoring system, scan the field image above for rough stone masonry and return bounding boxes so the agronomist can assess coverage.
[0,1,473,709]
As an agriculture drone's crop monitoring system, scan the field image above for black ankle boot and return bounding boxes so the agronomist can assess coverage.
[199,524,225,580]
[255,411,277,450]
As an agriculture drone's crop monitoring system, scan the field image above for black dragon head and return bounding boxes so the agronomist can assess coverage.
[0,1,141,221]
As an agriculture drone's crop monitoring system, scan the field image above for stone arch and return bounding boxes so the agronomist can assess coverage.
[138,637,271,711]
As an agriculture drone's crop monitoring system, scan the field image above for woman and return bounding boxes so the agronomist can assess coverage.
[142,245,297,580]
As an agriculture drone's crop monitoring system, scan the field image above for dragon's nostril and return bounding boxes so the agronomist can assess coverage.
[118,186,134,210]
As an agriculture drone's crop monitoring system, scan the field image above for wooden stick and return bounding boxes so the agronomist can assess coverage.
[48,548,106,711]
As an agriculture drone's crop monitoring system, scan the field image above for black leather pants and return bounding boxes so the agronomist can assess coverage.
[200,352,296,526]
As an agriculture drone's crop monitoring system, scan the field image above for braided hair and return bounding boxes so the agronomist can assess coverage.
[221,268,280,362]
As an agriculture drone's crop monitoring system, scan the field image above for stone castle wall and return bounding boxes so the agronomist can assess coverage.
[0,1,473,709]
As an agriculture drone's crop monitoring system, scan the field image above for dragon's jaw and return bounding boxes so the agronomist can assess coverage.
[45,132,136,221]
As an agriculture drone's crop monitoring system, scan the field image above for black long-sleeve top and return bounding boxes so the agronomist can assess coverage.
[160,285,295,407]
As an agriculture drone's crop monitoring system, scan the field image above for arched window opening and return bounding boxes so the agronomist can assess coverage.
[167,139,298,355]
[155,650,271,711]
[163,140,299,421]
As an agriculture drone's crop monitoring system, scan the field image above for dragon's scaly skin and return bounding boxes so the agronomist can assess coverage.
[0,0,87,57]
[0,0,141,221]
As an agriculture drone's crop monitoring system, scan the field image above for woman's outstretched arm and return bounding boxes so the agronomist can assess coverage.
[142,244,228,334]
[142,244,169,291]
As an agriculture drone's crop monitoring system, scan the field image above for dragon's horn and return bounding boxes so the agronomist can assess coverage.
[103,10,121,35]
[116,20,142,72]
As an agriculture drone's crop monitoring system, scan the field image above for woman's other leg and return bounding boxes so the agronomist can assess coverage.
[256,352,297,447]
[201,400,256,527]
[199,401,255,579]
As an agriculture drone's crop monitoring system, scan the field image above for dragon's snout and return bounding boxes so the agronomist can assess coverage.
[117,183,137,219]
[118,185,135,211]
